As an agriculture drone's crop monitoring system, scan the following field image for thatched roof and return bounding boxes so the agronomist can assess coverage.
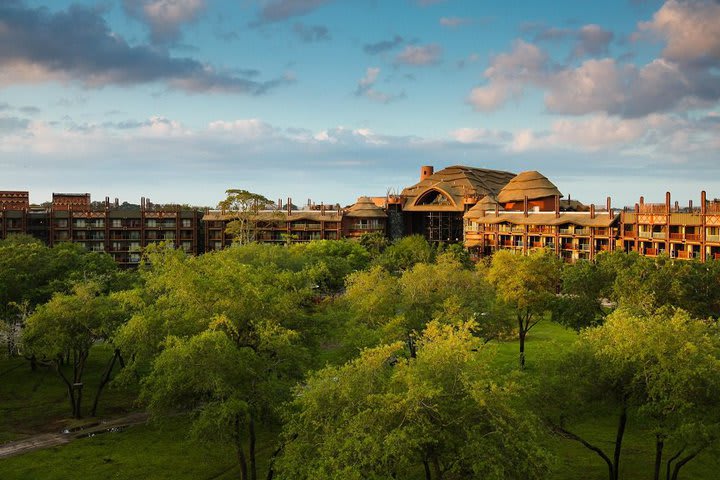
[464,195,503,219]
[401,165,516,212]
[469,211,619,228]
[346,197,387,218]
[497,171,563,204]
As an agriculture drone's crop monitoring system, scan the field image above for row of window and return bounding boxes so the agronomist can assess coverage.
[52,219,194,228]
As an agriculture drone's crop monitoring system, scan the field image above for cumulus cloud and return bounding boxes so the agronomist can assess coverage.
[395,44,443,66]
[467,40,548,111]
[256,0,333,23]
[638,0,720,65]
[363,35,403,55]
[355,67,404,104]
[123,0,206,44]
[0,2,291,95]
[469,9,720,118]
[293,22,330,43]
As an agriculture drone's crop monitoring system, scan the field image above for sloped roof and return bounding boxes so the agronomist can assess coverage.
[497,171,563,204]
[472,211,619,228]
[203,210,343,222]
[401,165,516,212]
[464,195,503,219]
[346,197,387,218]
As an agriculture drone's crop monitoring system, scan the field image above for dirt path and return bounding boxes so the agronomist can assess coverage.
[0,412,149,459]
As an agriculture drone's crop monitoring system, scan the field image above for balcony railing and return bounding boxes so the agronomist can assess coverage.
[707,234,720,243]
[558,228,572,235]
[575,229,590,236]
[652,232,666,239]
[639,231,652,238]
[686,233,701,241]
[669,233,683,240]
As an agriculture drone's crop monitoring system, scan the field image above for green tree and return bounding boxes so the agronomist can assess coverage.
[218,189,274,245]
[551,259,614,331]
[22,282,126,418]
[487,249,561,368]
[541,308,720,480]
[276,321,550,480]
[118,243,318,479]
[375,235,435,273]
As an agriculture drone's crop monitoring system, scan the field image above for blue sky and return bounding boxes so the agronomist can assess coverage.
[1,0,719,208]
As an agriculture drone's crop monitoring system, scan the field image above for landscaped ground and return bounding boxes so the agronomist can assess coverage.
[1,323,717,479]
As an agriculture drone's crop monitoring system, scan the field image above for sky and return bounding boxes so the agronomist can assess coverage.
[0,0,719,208]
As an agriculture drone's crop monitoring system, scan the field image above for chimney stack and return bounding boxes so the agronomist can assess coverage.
[554,195,560,218]
[701,191,707,215]
[607,196,612,218]
[523,195,528,217]
[420,165,434,181]
[665,192,671,213]
[590,204,596,219]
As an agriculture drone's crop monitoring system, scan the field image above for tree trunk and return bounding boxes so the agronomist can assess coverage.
[612,404,627,480]
[518,314,526,369]
[653,435,664,480]
[423,460,432,480]
[666,446,685,480]
[552,425,614,480]
[432,455,442,480]
[234,415,248,480]
[671,447,705,480]
[55,360,77,418]
[91,349,119,417]
[249,415,257,480]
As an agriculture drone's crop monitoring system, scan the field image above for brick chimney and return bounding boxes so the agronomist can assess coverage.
[420,165,434,181]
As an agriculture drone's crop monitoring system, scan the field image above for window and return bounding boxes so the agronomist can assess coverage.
[182,219,192,228]
[146,219,157,228]
[112,219,122,228]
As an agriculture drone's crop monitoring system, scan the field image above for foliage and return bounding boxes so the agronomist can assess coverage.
[218,189,275,245]
[487,249,562,368]
[21,282,127,418]
[375,235,435,273]
[540,308,720,480]
[276,321,551,480]
[551,259,614,331]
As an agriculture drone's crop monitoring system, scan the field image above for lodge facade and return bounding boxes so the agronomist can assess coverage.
[3,165,720,264]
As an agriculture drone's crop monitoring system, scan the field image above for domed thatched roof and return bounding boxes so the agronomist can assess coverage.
[401,165,516,212]
[497,171,563,204]
[346,196,387,218]
[464,195,503,219]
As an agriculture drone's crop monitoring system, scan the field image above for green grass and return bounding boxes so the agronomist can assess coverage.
[1,322,718,479]
[0,344,137,443]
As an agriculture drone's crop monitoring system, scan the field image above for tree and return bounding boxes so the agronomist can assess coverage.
[487,249,561,368]
[22,282,126,418]
[541,308,720,480]
[118,243,318,479]
[218,189,274,245]
[375,235,435,273]
[551,259,614,331]
[276,321,551,480]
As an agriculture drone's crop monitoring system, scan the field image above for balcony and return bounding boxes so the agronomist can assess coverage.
[575,229,590,236]
[669,233,683,240]
[638,231,652,239]
[652,232,666,239]
[645,248,658,256]
[558,228,572,235]
[578,244,591,252]
[707,234,720,243]
[686,233,701,241]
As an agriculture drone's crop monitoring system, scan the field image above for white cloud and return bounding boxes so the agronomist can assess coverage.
[440,17,472,28]
[395,44,443,66]
[638,0,720,64]
[354,67,403,104]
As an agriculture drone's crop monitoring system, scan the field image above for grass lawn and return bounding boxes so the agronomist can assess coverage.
[0,344,137,444]
[1,322,718,479]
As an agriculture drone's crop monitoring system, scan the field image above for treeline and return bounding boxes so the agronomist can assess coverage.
[1,233,719,480]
